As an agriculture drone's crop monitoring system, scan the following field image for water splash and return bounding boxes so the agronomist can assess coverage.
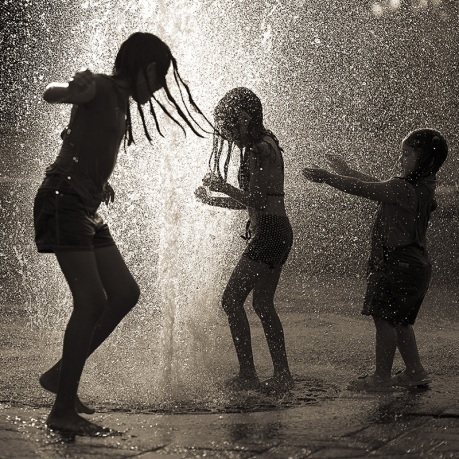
[4,0,277,406]
[0,0,458,409]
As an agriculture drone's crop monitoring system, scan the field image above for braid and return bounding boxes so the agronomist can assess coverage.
[136,103,152,143]
[223,141,232,181]
[152,93,186,136]
[210,132,234,180]
[208,133,220,173]
[148,99,164,137]
[171,65,204,131]
[163,83,205,138]
[171,57,213,131]
[125,103,134,146]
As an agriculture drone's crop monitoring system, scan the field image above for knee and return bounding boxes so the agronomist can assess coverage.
[221,292,242,317]
[108,281,140,313]
[252,300,267,319]
[125,281,140,308]
[252,293,274,319]
[394,323,412,334]
[73,292,107,323]
[373,316,394,330]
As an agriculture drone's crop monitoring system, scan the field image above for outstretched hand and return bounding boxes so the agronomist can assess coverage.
[194,186,209,204]
[302,166,330,183]
[325,154,351,175]
[202,171,227,193]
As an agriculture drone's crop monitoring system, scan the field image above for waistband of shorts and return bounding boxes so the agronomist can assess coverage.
[38,175,81,197]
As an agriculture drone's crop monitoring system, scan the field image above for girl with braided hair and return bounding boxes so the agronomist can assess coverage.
[34,32,208,435]
[303,128,448,391]
[195,87,294,394]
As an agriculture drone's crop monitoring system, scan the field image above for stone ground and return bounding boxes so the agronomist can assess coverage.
[1,277,459,458]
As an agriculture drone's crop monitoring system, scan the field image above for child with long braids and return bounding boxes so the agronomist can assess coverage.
[34,32,209,435]
[195,87,294,394]
[302,129,448,391]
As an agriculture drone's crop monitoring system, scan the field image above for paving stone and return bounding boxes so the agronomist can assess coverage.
[307,447,370,458]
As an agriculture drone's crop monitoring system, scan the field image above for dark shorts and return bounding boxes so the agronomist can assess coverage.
[363,246,431,326]
[243,215,293,269]
[33,187,115,253]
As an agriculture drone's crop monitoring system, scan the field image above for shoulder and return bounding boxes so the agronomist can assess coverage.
[82,74,115,108]
[387,177,418,206]
[251,136,279,161]
[90,74,115,97]
[385,177,412,191]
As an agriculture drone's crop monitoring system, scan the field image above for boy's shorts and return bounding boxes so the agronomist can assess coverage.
[33,187,115,253]
[363,251,431,326]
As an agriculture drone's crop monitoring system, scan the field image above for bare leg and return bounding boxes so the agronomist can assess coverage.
[373,316,397,381]
[41,245,140,413]
[252,265,291,379]
[46,251,108,434]
[395,324,427,375]
[89,245,140,352]
[222,256,270,382]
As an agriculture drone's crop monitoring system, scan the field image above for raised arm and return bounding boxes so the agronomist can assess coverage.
[302,166,407,204]
[325,154,380,182]
[43,69,96,105]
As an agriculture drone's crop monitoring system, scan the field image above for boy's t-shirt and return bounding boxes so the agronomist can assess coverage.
[368,177,436,269]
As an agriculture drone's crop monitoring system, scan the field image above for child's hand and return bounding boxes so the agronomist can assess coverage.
[103,182,115,205]
[302,167,330,183]
[202,172,226,192]
[325,154,350,175]
[195,186,209,203]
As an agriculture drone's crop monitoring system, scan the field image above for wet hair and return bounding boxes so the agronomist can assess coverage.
[403,128,448,183]
[209,87,281,189]
[113,32,210,145]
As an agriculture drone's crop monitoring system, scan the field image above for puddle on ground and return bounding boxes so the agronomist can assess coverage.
[98,376,340,415]
[2,376,339,416]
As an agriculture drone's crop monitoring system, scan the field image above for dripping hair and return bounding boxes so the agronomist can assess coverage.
[209,87,282,189]
[113,32,211,146]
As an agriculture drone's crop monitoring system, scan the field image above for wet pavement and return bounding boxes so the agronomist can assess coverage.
[2,266,456,453]
[1,375,459,458]
[2,277,459,458]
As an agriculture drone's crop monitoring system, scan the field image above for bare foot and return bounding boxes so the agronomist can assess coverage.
[391,370,431,388]
[46,410,114,437]
[39,372,95,415]
[260,373,294,395]
[225,374,261,391]
[347,373,393,392]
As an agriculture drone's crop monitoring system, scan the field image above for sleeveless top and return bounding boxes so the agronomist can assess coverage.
[42,74,126,213]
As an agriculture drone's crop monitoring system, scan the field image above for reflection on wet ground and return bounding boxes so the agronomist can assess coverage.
[1,276,458,457]
[3,374,458,458]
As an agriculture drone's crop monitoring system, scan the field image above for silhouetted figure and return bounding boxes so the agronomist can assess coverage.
[303,128,448,391]
[195,87,294,394]
[34,32,208,435]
